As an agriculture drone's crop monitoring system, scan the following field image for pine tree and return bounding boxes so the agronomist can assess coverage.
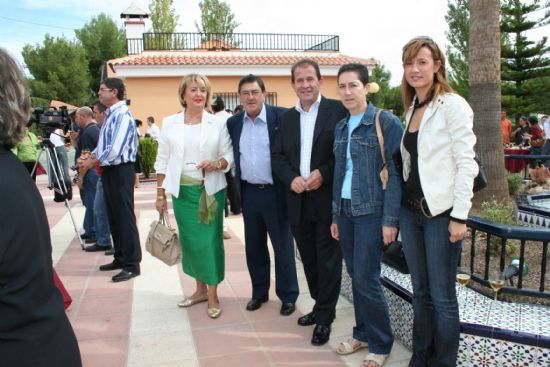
[501,0,550,114]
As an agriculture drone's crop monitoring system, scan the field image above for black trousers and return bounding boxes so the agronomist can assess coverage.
[225,171,241,214]
[291,197,342,326]
[101,163,141,272]
[241,182,299,303]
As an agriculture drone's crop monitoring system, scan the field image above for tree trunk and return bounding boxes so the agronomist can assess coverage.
[469,0,508,208]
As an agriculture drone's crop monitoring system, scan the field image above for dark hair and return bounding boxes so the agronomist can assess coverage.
[291,59,321,83]
[92,100,107,113]
[528,116,539,125]
[147,116,155,124]
[233,105,244,114]
[135,119,143,127]
[238,74,266,93]
[101,77,125,100]
[337,63,369,85]
[212,96,226,113]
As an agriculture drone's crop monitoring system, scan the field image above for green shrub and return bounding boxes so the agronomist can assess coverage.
[138,137,158,178]
[507,173,524,195]
[480,199,517,255]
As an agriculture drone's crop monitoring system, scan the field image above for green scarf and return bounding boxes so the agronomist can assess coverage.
[180,174,217,224]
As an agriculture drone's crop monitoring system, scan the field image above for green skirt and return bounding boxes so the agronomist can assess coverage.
[172,185,225,285]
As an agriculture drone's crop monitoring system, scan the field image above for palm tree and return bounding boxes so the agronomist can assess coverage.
[469,0,509,207]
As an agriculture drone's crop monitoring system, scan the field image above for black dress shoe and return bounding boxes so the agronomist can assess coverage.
[99,262,123,271]
[112,270,140,282]
[246,295,268,311]
[84,244,113,252]
[280,302,295,316]
[311,324,331,346]
[297,311,316,326]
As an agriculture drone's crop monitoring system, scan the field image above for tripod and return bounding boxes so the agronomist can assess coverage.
[32,138,84,249]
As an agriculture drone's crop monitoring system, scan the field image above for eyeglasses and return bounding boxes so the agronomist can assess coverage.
[402,36,435,51]
[98,88,113,92]
[239,90,262,97]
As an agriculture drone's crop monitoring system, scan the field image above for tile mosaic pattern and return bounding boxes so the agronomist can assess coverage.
[517,208,550,229]
[376,264,550,366]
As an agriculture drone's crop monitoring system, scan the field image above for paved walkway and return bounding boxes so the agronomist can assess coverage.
[40,177,411,366]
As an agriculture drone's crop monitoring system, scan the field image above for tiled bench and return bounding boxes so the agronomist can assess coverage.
[379,265,550,366]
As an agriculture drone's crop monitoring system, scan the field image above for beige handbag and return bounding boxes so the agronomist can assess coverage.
[146,212,182,266]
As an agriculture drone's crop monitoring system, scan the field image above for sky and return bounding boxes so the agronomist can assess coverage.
[0,0,547,86]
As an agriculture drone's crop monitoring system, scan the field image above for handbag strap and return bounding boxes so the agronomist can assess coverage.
[374,110,386,168]
[159,211,174,230]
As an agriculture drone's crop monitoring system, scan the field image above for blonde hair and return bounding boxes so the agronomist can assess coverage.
[178,74,212,110]
[401,37,453,108]
[0,48,31,149]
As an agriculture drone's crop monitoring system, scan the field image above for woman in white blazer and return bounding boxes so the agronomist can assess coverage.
[155,74,233,319]
[399,37,478,367]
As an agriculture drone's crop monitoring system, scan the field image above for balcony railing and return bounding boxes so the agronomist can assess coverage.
[126,33,339,55]
[465,216,550,299]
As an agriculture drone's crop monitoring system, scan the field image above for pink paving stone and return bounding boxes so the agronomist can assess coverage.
[73,313,132,341]
[77,294,133,317]
[200,350,271,367]
[78,338,128,367]
[252,317,313,348]
[192,323,262,358]
[267,342,345,366]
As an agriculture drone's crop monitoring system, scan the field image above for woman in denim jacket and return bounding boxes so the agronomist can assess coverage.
[399,37,477,367]
[330,63,404,367]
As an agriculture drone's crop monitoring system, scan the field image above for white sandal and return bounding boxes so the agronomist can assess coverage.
[363,353,388,367]
[335,338,368,355]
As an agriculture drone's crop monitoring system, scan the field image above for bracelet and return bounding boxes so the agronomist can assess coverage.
[157,195,166,199]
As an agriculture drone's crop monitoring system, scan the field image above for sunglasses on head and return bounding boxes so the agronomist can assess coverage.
[403,36,436,51]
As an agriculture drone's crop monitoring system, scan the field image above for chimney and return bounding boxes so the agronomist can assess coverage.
[120,2,149,40]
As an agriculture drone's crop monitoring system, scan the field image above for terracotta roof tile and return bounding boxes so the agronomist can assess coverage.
[109,51,376,67]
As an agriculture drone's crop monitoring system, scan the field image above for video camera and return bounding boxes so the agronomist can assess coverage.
[29,106,73,138]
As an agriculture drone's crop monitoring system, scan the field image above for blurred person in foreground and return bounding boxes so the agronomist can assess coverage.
[0,48,82,367]
[330,63,403,366]
[154,74,233,319]
[400,36,477,367]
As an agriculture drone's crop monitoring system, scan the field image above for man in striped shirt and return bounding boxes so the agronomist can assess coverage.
[78,77,141,282]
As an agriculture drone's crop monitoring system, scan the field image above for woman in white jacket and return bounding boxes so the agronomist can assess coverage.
[155,74,233,319]
[399,37,478,367]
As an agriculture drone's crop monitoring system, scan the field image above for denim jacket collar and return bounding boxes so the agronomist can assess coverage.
[338,102,377,131]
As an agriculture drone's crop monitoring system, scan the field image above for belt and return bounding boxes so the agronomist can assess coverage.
[402,195,452,219]
[243,181,273,189]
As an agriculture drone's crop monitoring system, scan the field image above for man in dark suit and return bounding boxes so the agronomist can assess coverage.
[227,74,299,316]
[272,59,347,346]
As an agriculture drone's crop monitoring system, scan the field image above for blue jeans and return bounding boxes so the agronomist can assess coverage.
[93,177,111,247]
[82,169,98,237]
[400,206,461,367]
[336,199,393,354]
